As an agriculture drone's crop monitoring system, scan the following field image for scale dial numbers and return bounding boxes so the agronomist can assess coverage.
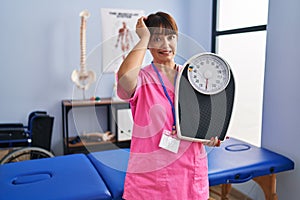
[187,53,231,95]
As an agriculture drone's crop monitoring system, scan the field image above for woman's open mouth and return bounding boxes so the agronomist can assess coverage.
[158,50,173,55]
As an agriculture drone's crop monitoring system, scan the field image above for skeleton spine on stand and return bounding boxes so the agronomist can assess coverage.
[71,10,96,99]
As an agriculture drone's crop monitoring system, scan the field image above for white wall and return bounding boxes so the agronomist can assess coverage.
[262,0,300,199]
[0,0,211,155]
[0,0,298,198]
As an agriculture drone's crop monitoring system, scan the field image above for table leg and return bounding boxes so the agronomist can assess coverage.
[221,184,232,200]
[253,174,278,200]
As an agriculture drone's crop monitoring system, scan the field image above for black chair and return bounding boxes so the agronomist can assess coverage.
[0,123,28,147]
[29,112,54,152]
[0,111,53,148]
[0,111,55,164]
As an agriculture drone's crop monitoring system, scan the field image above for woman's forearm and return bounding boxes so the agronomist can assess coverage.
[117,37,149,97]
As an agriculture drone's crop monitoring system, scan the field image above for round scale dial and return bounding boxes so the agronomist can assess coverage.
[187,53,231,95]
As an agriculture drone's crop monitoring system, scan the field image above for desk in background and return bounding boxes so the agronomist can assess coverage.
[61,98,131,154]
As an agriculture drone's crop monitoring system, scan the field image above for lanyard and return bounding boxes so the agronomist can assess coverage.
[151,62,178,131]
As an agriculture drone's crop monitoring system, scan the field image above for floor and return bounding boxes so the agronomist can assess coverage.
[209,185,253,200]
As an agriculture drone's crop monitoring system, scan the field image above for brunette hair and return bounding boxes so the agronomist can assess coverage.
[144,12,178,36]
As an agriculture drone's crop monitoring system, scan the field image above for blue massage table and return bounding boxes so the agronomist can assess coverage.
[206,138,295,199]
[0,154,112,200]
[0,138,294,200]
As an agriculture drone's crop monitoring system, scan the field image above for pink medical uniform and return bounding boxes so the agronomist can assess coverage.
[117,64,209,200]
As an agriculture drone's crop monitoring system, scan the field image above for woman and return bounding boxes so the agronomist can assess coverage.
[117,11,218,200]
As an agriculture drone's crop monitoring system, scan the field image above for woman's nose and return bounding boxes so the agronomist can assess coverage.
[160,37,170,47]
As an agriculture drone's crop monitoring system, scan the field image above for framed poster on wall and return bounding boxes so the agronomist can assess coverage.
[101,8,145,73]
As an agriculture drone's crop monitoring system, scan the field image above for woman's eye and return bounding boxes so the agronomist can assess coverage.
[168,35,176,40]
[153,37,161,42]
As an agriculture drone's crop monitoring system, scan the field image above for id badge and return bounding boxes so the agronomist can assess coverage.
[159,130,180,153]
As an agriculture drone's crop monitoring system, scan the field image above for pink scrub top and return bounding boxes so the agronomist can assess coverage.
[117,64,209,200]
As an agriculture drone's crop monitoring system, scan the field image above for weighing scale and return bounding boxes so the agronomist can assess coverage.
[175,52,235,142]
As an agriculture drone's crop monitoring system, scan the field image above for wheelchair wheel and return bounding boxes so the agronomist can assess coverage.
[0,147,54,164]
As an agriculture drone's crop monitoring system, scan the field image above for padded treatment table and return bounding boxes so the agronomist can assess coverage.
[0,138,294,200]
[88,138,294,200]
[0,154,112,200]
[206,138,294,199]
[87,149,130,200]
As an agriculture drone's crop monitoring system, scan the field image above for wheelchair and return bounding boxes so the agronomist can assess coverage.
[0,111,55,164]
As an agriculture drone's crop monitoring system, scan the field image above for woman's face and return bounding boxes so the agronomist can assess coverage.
[148,32,177,64]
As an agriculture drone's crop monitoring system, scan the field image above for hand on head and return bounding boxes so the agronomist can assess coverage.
[136,16,150,40]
